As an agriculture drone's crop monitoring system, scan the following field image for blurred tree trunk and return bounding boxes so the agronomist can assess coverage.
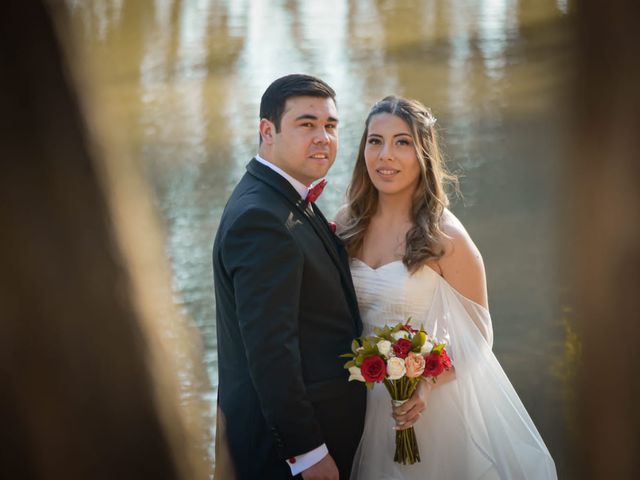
[0,1,204,478]
[571,0,640,478]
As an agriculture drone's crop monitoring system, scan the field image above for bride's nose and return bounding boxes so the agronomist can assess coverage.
[379,142,394,161]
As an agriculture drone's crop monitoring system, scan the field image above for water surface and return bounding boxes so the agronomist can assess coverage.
[68,0,574,475]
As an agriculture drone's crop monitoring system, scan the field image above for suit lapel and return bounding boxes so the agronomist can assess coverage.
[246,159,362,332]
[246,158,303,205]
[311,204,363,333]
[247,158,344,273]
[304,203,341,264]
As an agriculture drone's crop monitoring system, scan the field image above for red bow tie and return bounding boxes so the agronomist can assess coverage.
[305,179,327,204]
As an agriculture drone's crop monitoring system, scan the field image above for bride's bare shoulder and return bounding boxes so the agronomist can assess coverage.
[437,209,488,308]
[440,209,474,248]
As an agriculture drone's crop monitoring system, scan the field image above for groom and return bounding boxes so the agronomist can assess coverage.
[213,74,365,480]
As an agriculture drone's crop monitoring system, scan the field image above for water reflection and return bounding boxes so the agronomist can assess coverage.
[68,0,572,476]
[478,0,517,80]
[556,0,570,15]
[66,0,125,41]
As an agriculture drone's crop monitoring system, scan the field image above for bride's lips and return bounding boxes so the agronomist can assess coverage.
[376,167,400,178]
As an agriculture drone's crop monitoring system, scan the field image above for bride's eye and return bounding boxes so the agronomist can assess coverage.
[396,138,411,146]
[367,137,382,145]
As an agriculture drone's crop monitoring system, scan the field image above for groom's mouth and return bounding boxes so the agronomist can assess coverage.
[308,153,329,166]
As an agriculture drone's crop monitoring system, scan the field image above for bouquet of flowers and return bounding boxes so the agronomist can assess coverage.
[341,319,452,465]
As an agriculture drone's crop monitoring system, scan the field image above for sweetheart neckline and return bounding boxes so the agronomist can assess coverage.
[350,257,490,315]
[351,258,440,278]
[350,258,404,272]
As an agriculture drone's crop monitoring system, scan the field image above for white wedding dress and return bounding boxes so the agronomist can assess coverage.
[349,259,557,480]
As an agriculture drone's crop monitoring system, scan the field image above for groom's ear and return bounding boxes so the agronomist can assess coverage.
[259,118,275,145]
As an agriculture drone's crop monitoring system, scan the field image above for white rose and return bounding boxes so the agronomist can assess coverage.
[348,366,365,382]
[392,330,408,341]
[386,357,406,380]
[420,340,434,355]
[377,340,392,358]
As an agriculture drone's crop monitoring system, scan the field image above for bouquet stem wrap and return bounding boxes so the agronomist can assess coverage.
[386,377,421,464]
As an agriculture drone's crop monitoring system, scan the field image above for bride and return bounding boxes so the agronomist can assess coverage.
[337,96,557,479]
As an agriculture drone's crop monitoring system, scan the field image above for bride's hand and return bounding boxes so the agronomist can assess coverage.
[392,380,433,430]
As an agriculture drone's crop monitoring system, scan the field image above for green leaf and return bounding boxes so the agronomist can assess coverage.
[344,360,356,369]
[339,353,355,358]
[351,339,359,354]
[412,331,426,350]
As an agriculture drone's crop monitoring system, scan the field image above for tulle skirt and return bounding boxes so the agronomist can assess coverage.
[350,278,557,480]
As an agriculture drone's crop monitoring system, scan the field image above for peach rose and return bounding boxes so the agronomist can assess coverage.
[405,352,426,378]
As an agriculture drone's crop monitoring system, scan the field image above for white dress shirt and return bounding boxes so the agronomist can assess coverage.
[254,155,310,199]
[253,155,329,475]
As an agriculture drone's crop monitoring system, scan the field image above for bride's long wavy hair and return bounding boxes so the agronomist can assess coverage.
[339,96,458,274]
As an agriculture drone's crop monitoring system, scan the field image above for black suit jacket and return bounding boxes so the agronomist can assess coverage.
[213,159,365,479]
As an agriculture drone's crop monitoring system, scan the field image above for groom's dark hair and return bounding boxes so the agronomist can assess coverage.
[259,74,336,137]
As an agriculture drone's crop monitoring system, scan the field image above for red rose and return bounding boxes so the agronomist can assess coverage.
[328,221,337,233]
[423,352,445,378]
[441,349,452,370]
[360,356,386,383]
[392,338,413,359]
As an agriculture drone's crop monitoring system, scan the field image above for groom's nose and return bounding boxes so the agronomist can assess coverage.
[313,127,331,144]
